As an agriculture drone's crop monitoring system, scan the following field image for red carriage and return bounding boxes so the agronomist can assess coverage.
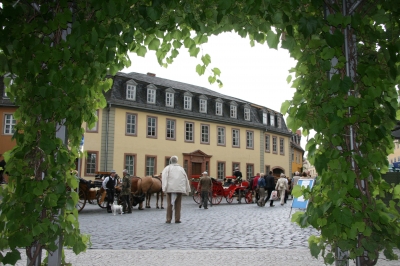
[191,175,253,205]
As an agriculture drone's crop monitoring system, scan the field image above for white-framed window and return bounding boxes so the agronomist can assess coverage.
[184,95,192,110]
[246,131,254,149]
[147,116,157,138]
[166,92,174,107]
[272,136,277,153]
[200,99,207,113]
[124,154,136,176]
[166,119,176,140]
[201,124,210,144]
[244,108,250,121]
[232,129,240,147]
[277,116,282,128]
[147,88,156,104]
[3,114,16,135]
[263,112,267,124]
[280,138,284,155]
[185,122,194,142]
[230,105,237,118]
[145,156,156,176]
[217,162,225,179]
[270,114,275,126]
[126,113,137,135]
[217,126,225,146]
[265,134,270,152]
[86,110,99,133]
[85,151,98,175]
[246,164,254,179]
[126,80,137,100]
[216,102,223,116]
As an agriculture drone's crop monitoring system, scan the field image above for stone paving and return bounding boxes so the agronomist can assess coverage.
[13,196,400,265]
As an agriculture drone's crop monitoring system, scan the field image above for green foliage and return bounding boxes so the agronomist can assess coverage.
[0,0,399,265]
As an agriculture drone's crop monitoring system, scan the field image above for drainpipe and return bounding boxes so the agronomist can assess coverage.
[105,102,111,171]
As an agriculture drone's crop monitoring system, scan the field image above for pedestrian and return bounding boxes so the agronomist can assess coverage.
[121,169,132,214]
[257,174,266,206]
[252,173,261,203]
[233,167,243,203]
[292,171,301,189]
[275,173,288,206]
[161,155,191,224]
[102,170,118,213]
[285,176,291,203]
[197,171,212,209]
[263,171,276,207]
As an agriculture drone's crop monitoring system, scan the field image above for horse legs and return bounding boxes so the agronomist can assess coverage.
[156,192,159,209]
[161,191,164,209]
[146,192,151,208]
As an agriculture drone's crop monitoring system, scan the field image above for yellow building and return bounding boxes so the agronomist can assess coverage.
[80,72,292,180]
[291,130,304,175]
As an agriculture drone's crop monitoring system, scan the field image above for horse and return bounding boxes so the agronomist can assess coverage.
[130,176,145,210]
[140,175,164,209]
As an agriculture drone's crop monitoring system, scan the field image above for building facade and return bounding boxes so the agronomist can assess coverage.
[80,72,293,180]
[291,130,304,175]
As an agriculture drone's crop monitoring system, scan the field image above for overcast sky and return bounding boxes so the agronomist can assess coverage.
[122,32,309,149]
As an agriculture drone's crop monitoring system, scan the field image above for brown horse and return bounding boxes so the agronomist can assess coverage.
[140,175,164,209]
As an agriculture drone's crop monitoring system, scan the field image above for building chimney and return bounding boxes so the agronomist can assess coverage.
[147,72,156,77]
[296,130,301,136]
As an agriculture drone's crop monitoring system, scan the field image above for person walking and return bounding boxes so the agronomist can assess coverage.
[162,155,191,223]
[275,173,288,206]
[257,174,266,206]
[198,171,212,209]
[102,170,118,213]
[264,171,276,207]
[121,169,132,214]
[233,167,243,203]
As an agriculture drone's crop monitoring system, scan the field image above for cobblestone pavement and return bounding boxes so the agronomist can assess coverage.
[14,196,400,265]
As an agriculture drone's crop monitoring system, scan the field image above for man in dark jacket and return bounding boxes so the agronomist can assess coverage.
[233,167,243,203]
[102,170,118,213]
[263,171,276,207]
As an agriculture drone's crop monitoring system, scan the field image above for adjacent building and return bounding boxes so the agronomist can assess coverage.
[291,130,304,175]
[0,77,17,162]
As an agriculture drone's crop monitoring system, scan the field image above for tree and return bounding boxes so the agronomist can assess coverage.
[0,0,399,265]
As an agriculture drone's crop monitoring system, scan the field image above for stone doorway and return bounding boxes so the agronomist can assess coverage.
[182,150,212,178]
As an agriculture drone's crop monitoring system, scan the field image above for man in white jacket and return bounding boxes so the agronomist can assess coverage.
[162,155,191,223]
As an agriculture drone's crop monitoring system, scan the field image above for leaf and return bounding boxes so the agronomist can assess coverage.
[266,30,279,49]
[201,54,211,66]
[136,46,147,57]
[90,28,98,45]
[280,100,291,114]
[212,67,221,76]
[3,249,21,265]
[148,38,160,51]
[321,47,335,60]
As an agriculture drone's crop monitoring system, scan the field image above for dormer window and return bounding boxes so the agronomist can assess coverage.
[126,79,137,101]
[199,95,208,113]
[270,113,275,126]
[244,106,250,121]
[262,112,267,124]
[184,92,193,110]
[147,84,157,104]
[277,116,281,128]
[230,101,237,118]
[215,98,223,116]
[165,88,175,108]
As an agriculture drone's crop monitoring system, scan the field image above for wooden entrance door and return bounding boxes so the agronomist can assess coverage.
[192,163,202,176]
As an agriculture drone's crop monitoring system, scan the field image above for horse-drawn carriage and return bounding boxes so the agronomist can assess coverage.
[191,176,253,205]
[75,176,104,212]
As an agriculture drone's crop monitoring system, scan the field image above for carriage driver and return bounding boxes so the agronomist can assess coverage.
[102,170,118,213]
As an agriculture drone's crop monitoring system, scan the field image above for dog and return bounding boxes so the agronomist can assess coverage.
[111,202,123,215]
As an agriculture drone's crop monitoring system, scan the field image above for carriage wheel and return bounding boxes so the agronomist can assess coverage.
[226,195,234,204]
[212,186,223,205]
[244,190,253,204]
[77,190,86,212]
[97,191,107,209]
[192,190,201,204]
